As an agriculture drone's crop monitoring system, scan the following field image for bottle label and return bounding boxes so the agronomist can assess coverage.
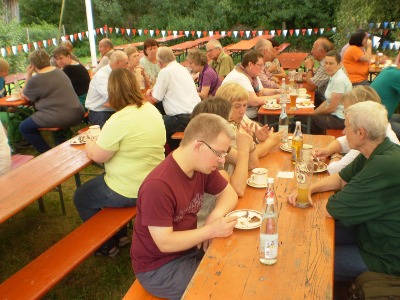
[263,234,278,259]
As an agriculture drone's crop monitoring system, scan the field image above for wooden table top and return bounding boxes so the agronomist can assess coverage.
[278,52,308,70]
[0,95,29,107]
[258,91,315,116]
[183,134,335,300]
[225,35,272,52]
[0,138,92,224]
[155,34,185,43]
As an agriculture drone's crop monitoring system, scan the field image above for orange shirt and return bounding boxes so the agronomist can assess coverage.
[342,46,370,83]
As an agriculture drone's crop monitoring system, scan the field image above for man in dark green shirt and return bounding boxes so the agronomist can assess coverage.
[288,101,400,281]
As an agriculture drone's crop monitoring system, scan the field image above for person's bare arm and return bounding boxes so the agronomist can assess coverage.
[359,39,372,62]
[313,93,342,115]
[85,139,115,163]
[255,130,283,158]
[198,86,211,99]
[304,58,317,91]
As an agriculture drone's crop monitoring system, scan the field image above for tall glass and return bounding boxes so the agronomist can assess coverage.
[295,149,313,208]
[289,87,298,110]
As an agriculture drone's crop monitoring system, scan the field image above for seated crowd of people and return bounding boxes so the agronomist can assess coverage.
[0,33,399,299]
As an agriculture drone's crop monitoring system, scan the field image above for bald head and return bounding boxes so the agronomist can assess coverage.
[99,38,114,56]
[109,51,128,69]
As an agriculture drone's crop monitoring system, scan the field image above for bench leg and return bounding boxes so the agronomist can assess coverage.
[57,185,66,215]
[74,173,81,187]
[38,197,45,213]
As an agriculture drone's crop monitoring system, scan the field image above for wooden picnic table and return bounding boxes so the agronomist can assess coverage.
[4,73,26,95]
[225,35,272,53]
[183,134,335,299]
[278,52,308,70]
[114,41,144,50]
[0,138,92,223]
[155,34,185,44]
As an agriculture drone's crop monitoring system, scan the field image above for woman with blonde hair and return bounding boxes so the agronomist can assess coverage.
[314,85,399,174]
[124,46,151,91]
[216,82,282,158]
[74,68,166,257]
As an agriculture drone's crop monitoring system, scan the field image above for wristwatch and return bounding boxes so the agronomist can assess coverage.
[305,68,312,73]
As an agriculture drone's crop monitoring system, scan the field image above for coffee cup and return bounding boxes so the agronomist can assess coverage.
[88,125,101,141]
[251,168,268,185]
[298,88,307,97]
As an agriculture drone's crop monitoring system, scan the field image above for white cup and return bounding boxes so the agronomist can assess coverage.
[251,168,268,185]
[298,88,307,97]
[287,136,293,149]
[88,125,101,141]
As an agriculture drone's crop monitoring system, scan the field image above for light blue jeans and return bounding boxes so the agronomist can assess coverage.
[334,221,368,281]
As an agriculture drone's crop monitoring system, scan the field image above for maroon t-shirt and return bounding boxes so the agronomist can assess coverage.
[130,154,228,273]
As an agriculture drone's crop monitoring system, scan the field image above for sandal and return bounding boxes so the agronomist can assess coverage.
[94,246,119,258]
[118,236,130,247]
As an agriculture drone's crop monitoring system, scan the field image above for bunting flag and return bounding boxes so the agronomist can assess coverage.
[270,30,275,36]
[320,28,324,35]
[33,42,38,50]
[372,36,381,48]
[115,28,119,34]
[289,29,294,36]
[121,28,125,35]
[99,28,104,35]
[295,29,300,36]
[209,31,214,37]
[245,31,250,38]
[161,30,166,37]
[43,40,47,47]
[22,44,28,52]
[173,30,178,36]
[307,29,312,35]
[156,29,160,36]
[144,29,148,35]
[233,31,238,38]
[11,46,17,55]
[126,28,131,36]
[78,32,82,40]
[138,29,143,36]
[150,30,154,37]
[1,48,6,57]
[196,31,201,38]
[69,34,74,42]
[283,30,287,37]
[258,30,263,36]
[61,36,66,42]
[185,30,189,37]
[52,38,57,46]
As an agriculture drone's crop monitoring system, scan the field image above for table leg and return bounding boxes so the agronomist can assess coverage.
[306,115,311,134]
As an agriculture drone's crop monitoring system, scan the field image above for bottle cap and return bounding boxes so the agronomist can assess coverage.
[296,121,301,125]
[267,197,275,204]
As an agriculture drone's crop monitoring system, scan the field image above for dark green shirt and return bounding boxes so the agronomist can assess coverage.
[327,138,400,275]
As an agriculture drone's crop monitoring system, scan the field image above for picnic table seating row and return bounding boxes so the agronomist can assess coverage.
[0,207,137,299]
[123,279,166,300]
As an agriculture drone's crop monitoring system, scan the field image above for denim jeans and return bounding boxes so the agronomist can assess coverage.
[74,173,136,250]
[163,114,190,150]
[334,221,368,281]
[352,80,370,87]
[88,110,114,128]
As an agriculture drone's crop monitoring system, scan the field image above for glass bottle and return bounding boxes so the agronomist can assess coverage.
[14,75,20,93]
[291,121,303,164]
[278,102,289,142]
[260,197,278,265]
[262,177,276,212]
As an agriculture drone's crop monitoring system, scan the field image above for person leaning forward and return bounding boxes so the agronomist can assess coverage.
[206,40,234,81]
[288,101,400,282]
[131,113,238,300]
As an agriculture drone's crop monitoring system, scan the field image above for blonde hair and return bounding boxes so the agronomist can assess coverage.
[216,82,249,103]
[343,86,381,107]
[181,113,234,146]
[0,58,10,73]
[124,46,139,58]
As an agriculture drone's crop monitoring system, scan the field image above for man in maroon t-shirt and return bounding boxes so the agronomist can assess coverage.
[131,113,238,299]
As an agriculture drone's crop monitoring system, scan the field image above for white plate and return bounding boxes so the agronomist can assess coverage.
[226,209,262,230]
[6,97,19,102]
[246,178,268,188]
[297,102,315,108]
[262,104,281,110]
[70,135,87,145]
[280,143,291,152]
[313,163,328,173]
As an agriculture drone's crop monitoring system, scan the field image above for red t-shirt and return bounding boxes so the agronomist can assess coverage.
[130,154,228,273]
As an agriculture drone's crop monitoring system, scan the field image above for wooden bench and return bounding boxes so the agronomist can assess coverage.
[0,206,137,299]
[123,280,166,300]
[326,129,343,139]
[11,154,34,169]
[171,131,184,140]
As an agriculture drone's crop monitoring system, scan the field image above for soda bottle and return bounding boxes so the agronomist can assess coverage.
[291,121,303,164]
[260,197,278,265]
[278,102,289,142]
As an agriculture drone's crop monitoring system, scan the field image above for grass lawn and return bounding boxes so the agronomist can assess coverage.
[1,127,135,299]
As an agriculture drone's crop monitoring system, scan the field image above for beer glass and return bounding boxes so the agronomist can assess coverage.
[295,149,313,208]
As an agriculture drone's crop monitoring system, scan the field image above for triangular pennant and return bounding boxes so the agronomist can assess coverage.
[301,29,306,35]
[295,29,300,36]
[270,30,275,36]
[126,29,131,36]
[78,32,82,40]
[132,29,137,36]
[43,40,48,47]
[372,36,381,48]
[173,30,178,36]
[185,30,189,37]
[251,30,256,37]
[227,31,231,37]
[264,30,269,35]
[61,36,66,41]
[167,30,172,36]
[150,30,154,37]
[197,31,202,38]
[233,31,238,38]
[209,31,214,37]
[121,28,125,35]
[144,29,148,35]
[221,31,226,36]
[289,29,294,36]
[28,43,32,50]
[1,48,6,57]
[215,31,220,36]
[48,39,52,46]
[332,27,336,33]
[100,28,104,35]
[191,30,195,37]
[383,29,389,36]
[12,45,17,55]
[22,44,28,52]
[69,34,74,42]
[85,31,88,37]
[258,30,263,36]
[245,31,250,38]
[277,29,282,36]
[376,22,381,28]
[283,30,287,37]
[38,41,43,47]
[161,30,166,37]
[108,27,113,34]
[239,30,244,37]
[383,22,388,28]
[33,42,38,50]
[155,29,159,36]
[6,47,11,55]
[390,22,395,29]
[382,40,390,49]
[202,31,207,37]
[320,28,325,35]
[115,28,119,34]
[73,33,77,40]
[138,29,143,36]
[390,42,394,50]
[17,44,22,53]
[179,30,183,35]
[52,38,57,46]
[369,22,374,29]
[307,29,312,35]
[395,41,400,50]
[314,28,318,34]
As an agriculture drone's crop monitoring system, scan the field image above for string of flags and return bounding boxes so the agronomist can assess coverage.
[1,22,400,57]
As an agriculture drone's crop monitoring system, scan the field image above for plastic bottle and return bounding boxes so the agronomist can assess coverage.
[260,196,278,265]
[278,102,289,142]
[291,121,303,164]
[14,75,20,93]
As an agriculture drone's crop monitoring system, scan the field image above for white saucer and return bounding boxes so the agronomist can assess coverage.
[70,135,87,145]
[280,143,291,152]
[262,104,281,110]
[6,97,19,102]
[246,178,268,188]
[313,163,328,173]
[226,209,262,229]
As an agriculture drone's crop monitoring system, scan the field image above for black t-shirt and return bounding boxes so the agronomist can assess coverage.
[63,63,90,96]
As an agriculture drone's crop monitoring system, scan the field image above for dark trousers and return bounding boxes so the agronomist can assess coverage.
[163,114,191,151]
[88,110,114,128]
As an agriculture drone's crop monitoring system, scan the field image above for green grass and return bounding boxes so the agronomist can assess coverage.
[1,127,136,299]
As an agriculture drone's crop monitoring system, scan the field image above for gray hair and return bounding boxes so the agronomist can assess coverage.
[109,50,128,64]
[345,101,387,141]
[254,39,272,52]
[156,47,175,64]
[206,40,222,50]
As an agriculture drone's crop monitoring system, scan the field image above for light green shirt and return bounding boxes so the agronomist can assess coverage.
[97,103,166,198]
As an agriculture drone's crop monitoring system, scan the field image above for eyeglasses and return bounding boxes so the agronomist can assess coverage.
[197,140,230,159]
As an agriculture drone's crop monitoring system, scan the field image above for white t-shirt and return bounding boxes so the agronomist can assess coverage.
[152,61,200,116]
[324,68,352,119]
[85,64,114,112]
[0,121,11,176]
[328,123,400,174]
[222,69,263,119]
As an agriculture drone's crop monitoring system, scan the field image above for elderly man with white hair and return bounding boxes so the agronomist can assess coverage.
[206,39,234,81]
[288,101,400,282]
[85,51,128,127]
[148,47,200,150]
[254,39,280,89]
